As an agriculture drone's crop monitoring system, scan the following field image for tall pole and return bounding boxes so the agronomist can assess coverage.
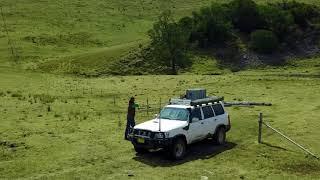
[146,97,149,116]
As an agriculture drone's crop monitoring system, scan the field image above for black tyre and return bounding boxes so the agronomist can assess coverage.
[134,146,148,154]
[214,127,226,145]
[169,138,187,160]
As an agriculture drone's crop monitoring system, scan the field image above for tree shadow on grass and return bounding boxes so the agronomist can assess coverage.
[132,140,237,167]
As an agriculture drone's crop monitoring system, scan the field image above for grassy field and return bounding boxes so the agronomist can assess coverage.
[0,0,213,71]
[1,58,320,179]
[0,0,319,74]
[0,0,320,179]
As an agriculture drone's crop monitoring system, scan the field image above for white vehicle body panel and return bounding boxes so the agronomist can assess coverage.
[133,101,230,146]
[134,119,188,132]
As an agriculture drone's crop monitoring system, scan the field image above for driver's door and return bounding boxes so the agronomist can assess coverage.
[188,107,206,143]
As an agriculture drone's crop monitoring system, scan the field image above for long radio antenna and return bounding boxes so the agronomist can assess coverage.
[158,98,162,131]
[158,110,161,131]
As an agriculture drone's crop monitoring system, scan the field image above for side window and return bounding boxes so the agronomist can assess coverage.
[212,104,225,116]
[191,108,202,120]
[202,106,214,119]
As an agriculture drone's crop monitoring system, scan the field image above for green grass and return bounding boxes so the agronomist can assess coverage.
[0,0,214,71]
[0,58,320,179]
[0,0,320,179]
[38,40,144,76]
[0,0,319,74]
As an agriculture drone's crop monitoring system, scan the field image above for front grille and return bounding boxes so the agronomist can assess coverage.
[134,129,152,137]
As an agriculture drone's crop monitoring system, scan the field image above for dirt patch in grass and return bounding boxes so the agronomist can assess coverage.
[0,140,28,150]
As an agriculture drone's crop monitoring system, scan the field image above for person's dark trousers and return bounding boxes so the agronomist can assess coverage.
[125,118,135,140]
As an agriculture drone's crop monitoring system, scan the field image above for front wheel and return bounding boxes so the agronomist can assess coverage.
[214,127,226,145]
[169,138,187,160]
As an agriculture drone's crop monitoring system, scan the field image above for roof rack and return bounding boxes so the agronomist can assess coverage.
[170,96,224,106]
[190,96,224,106]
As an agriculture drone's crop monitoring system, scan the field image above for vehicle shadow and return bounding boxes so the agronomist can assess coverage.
[132,140,237,167]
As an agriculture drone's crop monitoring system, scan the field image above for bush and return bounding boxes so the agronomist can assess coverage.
[250,30,279,53]
[259,5,295,39]
[229,0,263,33]
[206,17,233,44]
[278,1,320,28]
[191,3,233,46]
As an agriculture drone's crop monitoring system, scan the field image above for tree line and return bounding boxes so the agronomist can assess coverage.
[148,0,320,74]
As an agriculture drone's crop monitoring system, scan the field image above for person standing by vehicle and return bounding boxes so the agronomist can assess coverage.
[125,97,139,140]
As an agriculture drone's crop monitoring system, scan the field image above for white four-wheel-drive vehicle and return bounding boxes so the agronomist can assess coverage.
[128,89,231,160]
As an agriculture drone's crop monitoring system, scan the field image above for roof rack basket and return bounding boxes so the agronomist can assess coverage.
[170,96,224,106]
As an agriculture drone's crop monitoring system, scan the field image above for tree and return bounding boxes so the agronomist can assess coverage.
[259,5,295,40]
[250,30,279,54]
[278,1,320,28]
[191,3,233,47]
[229,0,263,33]
[148,11,189,74]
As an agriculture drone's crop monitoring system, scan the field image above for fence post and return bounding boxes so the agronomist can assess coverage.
[258,112,263,143]
[118,113,121,129]
[146,97,149,116]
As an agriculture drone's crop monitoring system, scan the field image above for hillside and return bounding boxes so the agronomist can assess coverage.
[0,0,319,75]
[0,0,211,71]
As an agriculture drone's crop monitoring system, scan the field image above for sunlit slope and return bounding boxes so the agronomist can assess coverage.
[0,0,319,73]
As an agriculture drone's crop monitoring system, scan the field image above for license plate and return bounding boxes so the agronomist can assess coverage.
[137,137,145,144]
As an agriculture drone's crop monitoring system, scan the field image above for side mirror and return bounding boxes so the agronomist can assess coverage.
[192,117,199,123]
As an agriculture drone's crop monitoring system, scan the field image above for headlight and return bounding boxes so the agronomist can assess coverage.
[154,132,165,139]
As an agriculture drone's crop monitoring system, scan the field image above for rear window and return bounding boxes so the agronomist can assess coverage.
[212,104,225,116]
[202,106,214,119]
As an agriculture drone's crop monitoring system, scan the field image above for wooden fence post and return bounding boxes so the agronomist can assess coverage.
[258,112,263,143]
[146,97,149,116]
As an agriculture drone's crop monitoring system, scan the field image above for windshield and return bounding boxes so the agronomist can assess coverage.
[159,107,189,121]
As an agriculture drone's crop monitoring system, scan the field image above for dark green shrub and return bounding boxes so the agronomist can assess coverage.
[278,1,320,28]
[178,16,194,32]
[178,16,194,42]
[191,3,233,46]
[229,0,263,33]
[250,30,279,53]
[259,5,295,39]
[206,18,233,44]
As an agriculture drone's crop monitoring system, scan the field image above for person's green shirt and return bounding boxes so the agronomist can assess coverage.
[132,103,139,108]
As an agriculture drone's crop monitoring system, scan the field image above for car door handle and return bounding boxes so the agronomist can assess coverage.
[214,119,217,121]
[201,122,204,124]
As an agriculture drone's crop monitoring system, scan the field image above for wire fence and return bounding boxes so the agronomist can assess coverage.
[258,113,319,160]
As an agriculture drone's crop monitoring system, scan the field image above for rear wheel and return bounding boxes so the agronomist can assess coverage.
[214,127,226,145]
[134,146,148,154]
[169,138,187,160]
